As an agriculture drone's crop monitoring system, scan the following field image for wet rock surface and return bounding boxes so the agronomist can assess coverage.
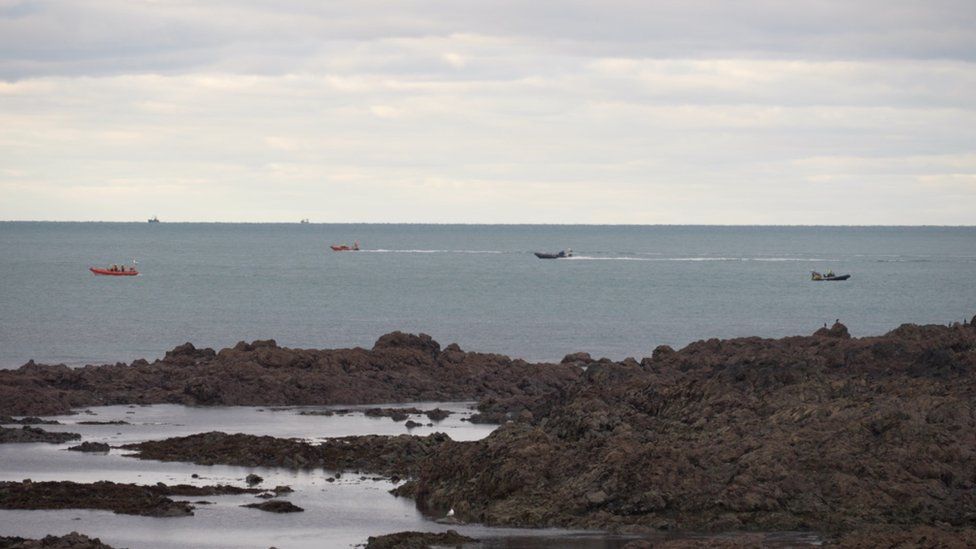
[0,332,581,416]
[67,441,110,453]
[364,407,425,421]
[410,322,976,535]
[0,426,80,444]
[241,500,304,513]
[0,532,116,549]
[0,480,264,517]
[827,525,976,547]
[364,529,476,549]
[4,320,975,542]
[122,431,451,477]
[0,416,61,425]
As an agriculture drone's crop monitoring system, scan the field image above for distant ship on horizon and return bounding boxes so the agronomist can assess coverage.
[148,216,160,223]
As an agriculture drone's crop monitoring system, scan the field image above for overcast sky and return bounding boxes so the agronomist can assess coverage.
[1,0,974,224]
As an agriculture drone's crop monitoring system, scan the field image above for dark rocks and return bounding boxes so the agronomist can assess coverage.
[404,420,423,428]
[245,474,263,486]
[365,408,423,421]
[828,526,976,547]
[0,532,116,548]
[372,332,441,358]
[164,342,216,366]
[0,333,581,416]
[814,321,851,339]
[241,500,304,513]
[408,321,976,535]
[0,481,188,517]
[0,416,61,425]
[0,480,266,518]
[364,530,475,549]
[76,421,129,425]
[561,352,593,365]
[122,431,452,477]
[0,426,81,444]
[424,408,451,421]
[67,441,111,453]
[650,345,675,361]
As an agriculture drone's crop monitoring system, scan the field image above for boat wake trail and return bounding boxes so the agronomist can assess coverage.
[361,249,506,254]
[566,256,838,262]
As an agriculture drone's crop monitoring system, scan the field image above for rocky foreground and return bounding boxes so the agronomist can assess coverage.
[0,332,580,416]
[0,480,267,517]
[406,321,976,539]
[2,320,975,545]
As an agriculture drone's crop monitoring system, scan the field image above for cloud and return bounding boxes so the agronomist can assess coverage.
[0,1,974,223]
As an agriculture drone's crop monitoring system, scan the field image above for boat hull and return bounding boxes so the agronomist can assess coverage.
[90,267,138,276]
[813,274,850,281]
[331,245,358,252]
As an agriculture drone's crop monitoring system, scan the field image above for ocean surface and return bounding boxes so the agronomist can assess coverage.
[1,222,974,368]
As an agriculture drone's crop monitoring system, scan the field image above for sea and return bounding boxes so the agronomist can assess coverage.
[1,222,975,368]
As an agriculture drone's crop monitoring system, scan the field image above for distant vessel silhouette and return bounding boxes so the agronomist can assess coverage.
[148,216,160,223]
[300,218,310,224]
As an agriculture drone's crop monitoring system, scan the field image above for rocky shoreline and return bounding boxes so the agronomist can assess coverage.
[1,320,974,546]
[0,480,269,517]
[0,532,116,549]
[0,332,580,416]
[407,321,976,538]
[121,431,450,477]
[0,426,80,444]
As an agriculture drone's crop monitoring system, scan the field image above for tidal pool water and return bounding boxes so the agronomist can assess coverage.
[0,403,634,548]
[0,404,820,548]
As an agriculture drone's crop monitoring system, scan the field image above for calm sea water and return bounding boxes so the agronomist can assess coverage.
[1,222,974,368]
[0,403,637,548]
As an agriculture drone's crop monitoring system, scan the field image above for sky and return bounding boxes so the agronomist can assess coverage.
[0,0,974,224]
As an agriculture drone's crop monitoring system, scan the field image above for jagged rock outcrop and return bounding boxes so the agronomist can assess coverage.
[0,333,581,416]
[410,322,976,535]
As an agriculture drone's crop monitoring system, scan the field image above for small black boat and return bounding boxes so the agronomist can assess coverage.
[811,271,850,281]
[535,249,573,259]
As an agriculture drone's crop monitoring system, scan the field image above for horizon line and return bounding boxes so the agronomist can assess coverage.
[1,220,975,228]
